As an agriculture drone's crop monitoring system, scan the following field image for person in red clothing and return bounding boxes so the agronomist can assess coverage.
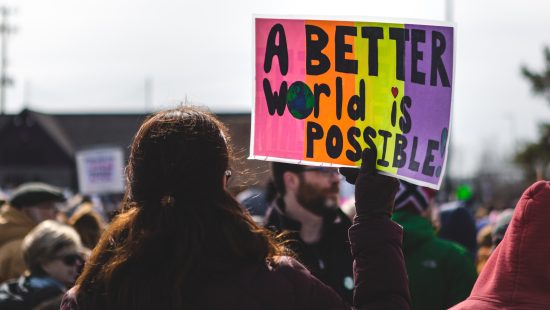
[60,106,410,310]
[451,181,550,309]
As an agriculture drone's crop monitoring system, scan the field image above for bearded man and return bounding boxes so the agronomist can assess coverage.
[264,163,354,303]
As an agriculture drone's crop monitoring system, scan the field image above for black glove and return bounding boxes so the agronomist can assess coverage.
[339,148,399,219]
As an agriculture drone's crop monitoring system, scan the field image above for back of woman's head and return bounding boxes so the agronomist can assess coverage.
[76,106,287,310]
[129,108,229,204]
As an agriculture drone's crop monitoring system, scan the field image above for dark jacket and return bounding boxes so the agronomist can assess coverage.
[0,275,66,310]
[438,202,477,258]
[451,181,550,309]
[264,200,354,302]
[61,216,410,309]
[392,210,477,310]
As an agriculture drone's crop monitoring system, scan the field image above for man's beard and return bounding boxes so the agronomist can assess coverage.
[295,179,339,216]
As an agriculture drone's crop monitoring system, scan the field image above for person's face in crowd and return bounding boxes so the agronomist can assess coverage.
[22,201,58,223]
[296,167,341,215]
[41,245,83,286]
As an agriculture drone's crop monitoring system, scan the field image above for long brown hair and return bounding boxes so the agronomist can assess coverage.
[75,107,289,309]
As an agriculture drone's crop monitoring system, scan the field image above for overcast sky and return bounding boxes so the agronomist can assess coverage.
[3,0,550,177]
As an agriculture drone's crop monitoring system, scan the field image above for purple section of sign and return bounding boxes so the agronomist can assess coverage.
[399,25,453,186]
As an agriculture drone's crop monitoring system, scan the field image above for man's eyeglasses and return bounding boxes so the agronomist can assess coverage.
[301,167,341,177]
[56,254,84,267]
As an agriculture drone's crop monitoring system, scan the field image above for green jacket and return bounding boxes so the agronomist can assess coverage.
[392,210,477,310]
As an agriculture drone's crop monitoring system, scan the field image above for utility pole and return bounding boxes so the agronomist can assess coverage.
[0,7,15,115]
[144,77,153,112]
[445,0,454,22]
[442,0,455,194]
[23,79,31,109]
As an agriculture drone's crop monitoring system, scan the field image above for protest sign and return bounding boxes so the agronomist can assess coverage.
[76,147,125,194]
[250,17,454,189]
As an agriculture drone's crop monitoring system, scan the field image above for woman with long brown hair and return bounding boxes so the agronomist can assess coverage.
[61,106,410,309]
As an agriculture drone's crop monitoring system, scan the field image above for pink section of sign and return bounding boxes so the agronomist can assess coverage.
[254,19,306,160]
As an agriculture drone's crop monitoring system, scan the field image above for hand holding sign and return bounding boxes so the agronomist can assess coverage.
[343,148,400,220]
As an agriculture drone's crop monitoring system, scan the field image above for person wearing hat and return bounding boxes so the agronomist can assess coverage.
[392,181,477,310]
[0,182,65,282]
[450,181,550,310]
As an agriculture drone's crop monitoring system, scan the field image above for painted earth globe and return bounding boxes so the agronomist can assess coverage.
[286,81,314,119]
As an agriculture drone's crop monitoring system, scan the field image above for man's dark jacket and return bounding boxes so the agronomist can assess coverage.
[264,199,354,302]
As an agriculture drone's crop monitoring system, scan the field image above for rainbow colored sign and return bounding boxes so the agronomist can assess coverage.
[250,17,454,189]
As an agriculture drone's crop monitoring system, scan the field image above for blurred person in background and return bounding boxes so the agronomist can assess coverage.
[475,208,514,273]
[97,194,124,221]
[451,181,550,309]
[475,224,493,273]
[0,190,6,207]
[265,162,354,302]
[0,183,66,282]
[474,204,493,233]
[236,186,269,224]
[392,181,477,310]
[60,107,410,310]
[0,220,84,309]
[67,201,106,250]
[437,201,478,259]
[491,208,513,248]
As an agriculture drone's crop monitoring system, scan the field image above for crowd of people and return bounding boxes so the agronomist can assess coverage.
[0,106,548,309]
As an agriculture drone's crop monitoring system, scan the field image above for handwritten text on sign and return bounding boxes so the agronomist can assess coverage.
[251,18,454,189]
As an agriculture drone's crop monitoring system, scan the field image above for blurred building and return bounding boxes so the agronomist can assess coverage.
[0,109,268,193]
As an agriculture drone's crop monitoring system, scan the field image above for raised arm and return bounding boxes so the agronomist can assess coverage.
[340,149,411,309]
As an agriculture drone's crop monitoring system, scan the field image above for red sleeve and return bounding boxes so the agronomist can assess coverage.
[349,217,411,309]
[275,256,350,309]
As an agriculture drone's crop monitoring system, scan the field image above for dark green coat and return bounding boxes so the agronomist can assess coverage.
[392,211,477,310]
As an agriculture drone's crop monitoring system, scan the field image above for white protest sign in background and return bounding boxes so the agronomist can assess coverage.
[76,147,125,195]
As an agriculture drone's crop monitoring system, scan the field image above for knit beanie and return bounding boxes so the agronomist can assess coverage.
[394,181,436,214]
